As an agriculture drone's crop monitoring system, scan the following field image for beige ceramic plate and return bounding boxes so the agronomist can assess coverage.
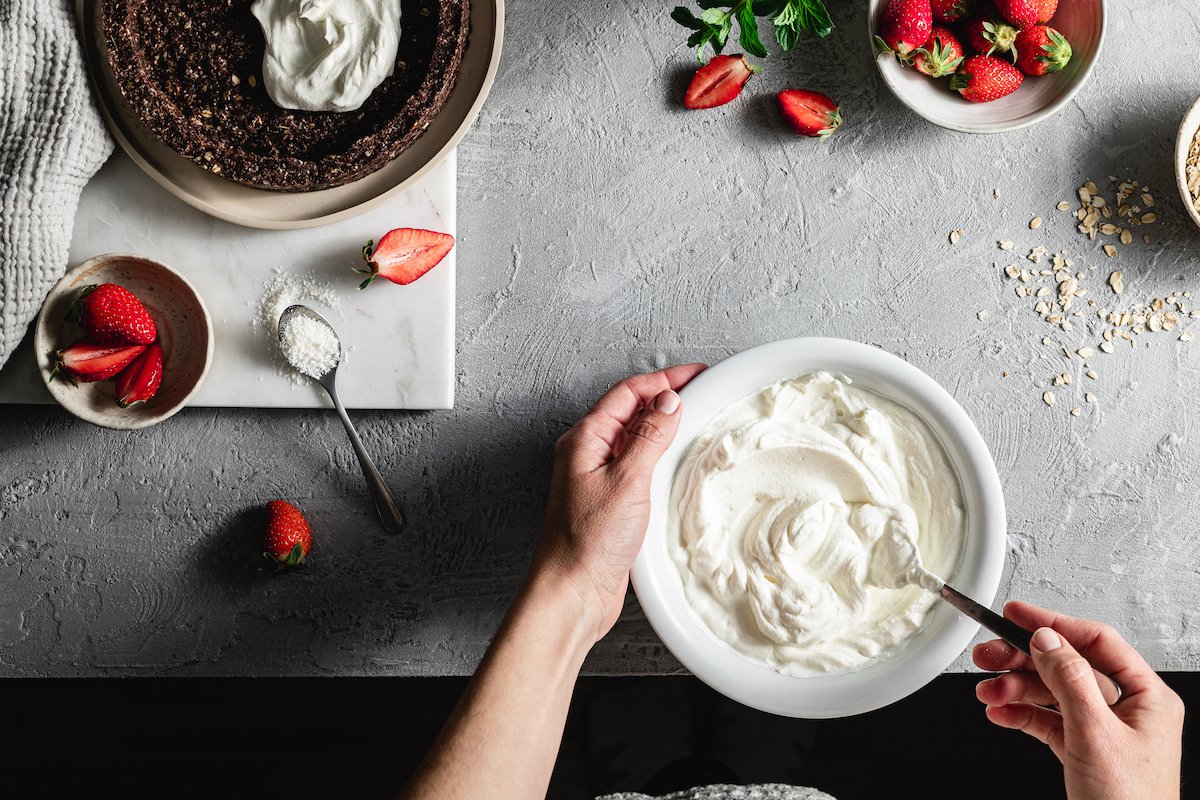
[36,255,214,430]
[76,0,504,229]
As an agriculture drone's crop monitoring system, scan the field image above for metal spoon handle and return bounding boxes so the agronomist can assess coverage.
[940,583,1123,706]
[326,382,406,534]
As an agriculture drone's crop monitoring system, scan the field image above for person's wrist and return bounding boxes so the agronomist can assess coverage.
[521,557,606,651]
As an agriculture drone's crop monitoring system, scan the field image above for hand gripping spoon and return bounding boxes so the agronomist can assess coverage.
[278,305,405,533]
[930,577,1123,706]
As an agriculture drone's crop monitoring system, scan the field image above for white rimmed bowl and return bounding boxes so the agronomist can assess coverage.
[868,0,1105,133]
[35,254,214,430]
[1174,97,1200,232]
[631,338,1006,718]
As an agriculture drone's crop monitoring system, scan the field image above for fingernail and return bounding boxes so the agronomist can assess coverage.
[1032,627,1061,653]
[654,390,680,414]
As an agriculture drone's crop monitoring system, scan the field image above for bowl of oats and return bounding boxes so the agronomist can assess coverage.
[1174,97,1200,232]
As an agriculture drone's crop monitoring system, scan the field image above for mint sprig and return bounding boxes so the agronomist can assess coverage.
[672,0,833,62]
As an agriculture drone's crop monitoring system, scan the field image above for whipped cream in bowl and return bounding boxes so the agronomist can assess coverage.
[251,0,403,113]
[631,339,1006,718]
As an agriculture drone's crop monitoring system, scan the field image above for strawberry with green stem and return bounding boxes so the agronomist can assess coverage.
[356,228,455,289]
[965,12,1019,59]
[50,341,147,385]
[950,55,1024,102]
[1014,25,1072,75]
[913,25,965,77]
[262,500,312,573]
[67,283,157,346]
[777,90,842,138]
[875,0,933,64]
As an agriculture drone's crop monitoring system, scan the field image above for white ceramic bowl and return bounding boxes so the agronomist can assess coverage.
[631,338,1006,718]
[35,254,214,430]
[868,0,1106,133]
[1174,97,1200,232]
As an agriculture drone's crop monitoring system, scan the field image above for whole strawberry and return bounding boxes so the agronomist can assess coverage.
[1014,25,1072,75]
[993,0,1039,29]
[931,0,974,22]
[683,54,759,110]
[68,284,157,345]
[1034,0,1057,23]
[777,90,843,138]
[950,55,1024,102]
[913,26,964,77]
[875,0,933,63]
[964,13,1019,58]
[262,500,311,573]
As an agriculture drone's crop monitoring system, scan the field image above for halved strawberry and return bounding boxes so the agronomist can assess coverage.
[50,340,147,385]
[683,54,759,110]
[777,90,843,138]
[356,228,455,289]
[67,284,157,345]
[114,342,163,407]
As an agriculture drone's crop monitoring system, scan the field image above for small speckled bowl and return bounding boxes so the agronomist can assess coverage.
[868,0,1106,133]
[35,254,213,430]
[1174,97,1200,232]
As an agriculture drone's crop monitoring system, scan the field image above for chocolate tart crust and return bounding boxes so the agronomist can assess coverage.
[102,0,470,192]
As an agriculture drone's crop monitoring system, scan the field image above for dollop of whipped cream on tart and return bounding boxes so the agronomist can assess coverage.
[251,0,402,113]
[668,372,965,677]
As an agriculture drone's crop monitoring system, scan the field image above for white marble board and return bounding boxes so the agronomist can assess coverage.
[0,151,456,410]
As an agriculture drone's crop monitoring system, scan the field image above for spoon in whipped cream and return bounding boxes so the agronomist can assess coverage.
[886,548,1124,707]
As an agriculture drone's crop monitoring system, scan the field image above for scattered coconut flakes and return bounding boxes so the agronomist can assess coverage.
[998,240,1015,250]
[254,269,343,385]
[1030,216,1043,230]
[1085,392,1097,403]
[950,228,964,245]
[1099,341,1116,353]
[1043,390,1055,407]
[977,309,988,320]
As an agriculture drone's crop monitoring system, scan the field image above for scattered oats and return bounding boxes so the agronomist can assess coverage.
[977,309,988,320]
[1042,336,1054,346]
[1099,341,1116,353]
[1043,390,1056,408]
[1030,216,1043,230]
[231,74,240,85]
[1077,346,1095,357]
[994,188,1001,199]
[1086,369,1098,380]
[998,240,1015,250]
[1057,201,1071,211]
[1070,407,1082,417]
[1103,244,1117,258]
[1108,271,1123,294]
[949,228,964,245]
[1085,392,1097,404]
[1120,228,1133,245]
[248,74,257,87]
[1182,331,1194,342]
[1036,286,1052,298]
[1141,212,1157,224]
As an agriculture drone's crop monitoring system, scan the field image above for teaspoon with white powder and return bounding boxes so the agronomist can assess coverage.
[277,304,405,534]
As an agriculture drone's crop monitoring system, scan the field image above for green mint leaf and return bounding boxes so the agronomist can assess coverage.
[736,4,770,58]
[700,7,728,24]
[793,0,834,37]
[671,6,705,30]
[774,21,798,51]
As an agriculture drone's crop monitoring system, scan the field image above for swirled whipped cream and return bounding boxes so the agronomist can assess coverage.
[668,373,965,676]
[250,0,402,113]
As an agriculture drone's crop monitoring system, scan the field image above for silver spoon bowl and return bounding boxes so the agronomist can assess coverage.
[278,304,405,533]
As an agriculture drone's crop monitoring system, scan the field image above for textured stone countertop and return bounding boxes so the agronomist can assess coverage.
[2,1,1199,676]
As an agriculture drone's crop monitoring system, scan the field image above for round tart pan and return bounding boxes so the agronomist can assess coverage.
[75,0,503,229]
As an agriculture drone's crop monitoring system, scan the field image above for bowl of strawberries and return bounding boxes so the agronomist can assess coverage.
[870,0,1105,133]
[35,254,213,430]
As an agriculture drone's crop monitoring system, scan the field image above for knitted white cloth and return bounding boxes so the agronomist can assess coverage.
[599,785,837,800]
[0,0,113,368]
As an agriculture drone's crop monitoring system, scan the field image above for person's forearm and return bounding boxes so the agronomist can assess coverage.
[403,569,597,800]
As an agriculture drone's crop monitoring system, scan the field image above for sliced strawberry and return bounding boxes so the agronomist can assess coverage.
[683,54,759,110]
[114,342,164,407]
[68,284,157,345]
[356,228,455,289]
[777,90,843,138]
[51,340,147,385]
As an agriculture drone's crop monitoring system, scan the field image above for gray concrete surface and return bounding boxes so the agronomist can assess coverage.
[2,0,1199,676]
